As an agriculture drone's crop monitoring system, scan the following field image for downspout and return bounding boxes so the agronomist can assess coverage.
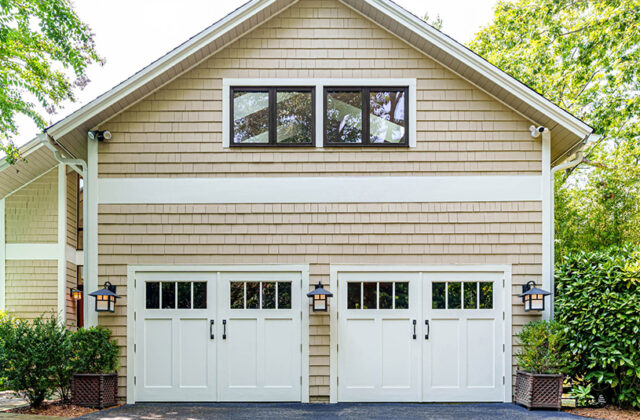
[38,133,91,327]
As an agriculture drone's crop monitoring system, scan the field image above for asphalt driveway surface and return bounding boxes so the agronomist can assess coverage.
[79,402,587,420]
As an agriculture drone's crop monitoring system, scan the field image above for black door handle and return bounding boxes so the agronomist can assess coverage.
[412,319,416,339]
[425,320,430,340]
[210,320,214,340]
[223,319,227,339]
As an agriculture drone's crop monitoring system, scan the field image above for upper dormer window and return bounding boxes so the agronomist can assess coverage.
[324,87,408,146]
[231,87,315,146]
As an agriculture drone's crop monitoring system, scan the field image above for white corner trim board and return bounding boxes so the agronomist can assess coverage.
[99,175,541,204]
[222,78,418,148]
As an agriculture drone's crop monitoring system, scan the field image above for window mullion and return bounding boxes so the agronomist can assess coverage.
[362,88,369,145]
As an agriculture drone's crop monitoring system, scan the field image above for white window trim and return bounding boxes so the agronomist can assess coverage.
[328,264,513,404]
[126,264,310,404]
[222,78,418,148]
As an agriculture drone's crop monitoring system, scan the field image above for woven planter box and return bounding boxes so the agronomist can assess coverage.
[72,373,118,408]
[515,370,563,410]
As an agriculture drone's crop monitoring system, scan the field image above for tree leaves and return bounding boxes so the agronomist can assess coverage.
[0,0,102,163]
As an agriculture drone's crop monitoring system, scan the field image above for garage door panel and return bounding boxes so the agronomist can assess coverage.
[467,319,495,388]
[381,318,412,389]
[144,318,173,388]
[264,318,296,388]
[179,318,210,388]
[429,318,460,389]
[226,318,258,388]
[344,318,377,389]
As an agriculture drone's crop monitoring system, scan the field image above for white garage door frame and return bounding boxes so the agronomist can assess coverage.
[329,264,513,404]
[126,264,310,404]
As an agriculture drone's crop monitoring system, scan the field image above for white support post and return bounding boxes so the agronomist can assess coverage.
[57,164,67,323]
[541,129,552,320]
[85,138,99,327]
[0,198,5,311]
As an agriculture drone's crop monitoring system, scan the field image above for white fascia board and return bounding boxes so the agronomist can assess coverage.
[354,0,593,139]
[99,175,542,204]
[222,78,417,148]
[6,243,58,260]
[46,0,279,140]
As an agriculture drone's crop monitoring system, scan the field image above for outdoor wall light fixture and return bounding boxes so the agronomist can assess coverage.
[88,281,120,313]
[88,130,112,142]
[307,282,333,312]
[519,281,551,312]
[70,288,83,301]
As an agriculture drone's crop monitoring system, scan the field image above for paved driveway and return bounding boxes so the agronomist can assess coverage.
[79,403,586,420]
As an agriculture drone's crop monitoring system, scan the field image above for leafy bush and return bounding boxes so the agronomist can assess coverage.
[0,314,71,407]
[70,327,119,374]
[556,245,640,408]
[516,320,567,374]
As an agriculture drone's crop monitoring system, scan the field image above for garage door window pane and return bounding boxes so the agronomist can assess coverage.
[395,282,409,309]
[146,282,160,309]
[464,282,478,309]
[178,282,191,309]
[379,282,393,309]
[230,282,244,309]
[246,282,260,309]
[363,283,377,309]
[162,282,176,309]
[479,282,493,309]
[347,282,361,309]
[432,282,446,309]
[278,282,291,309]
[193,282,207,309]
[448,282,461,309]
[262,282,276,309]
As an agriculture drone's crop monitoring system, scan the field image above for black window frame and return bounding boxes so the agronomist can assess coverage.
[230,86,316,147]
[324,86,410,147]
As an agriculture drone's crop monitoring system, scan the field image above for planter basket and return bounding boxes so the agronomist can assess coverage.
[515,370,563,410]
[72,373,118,408]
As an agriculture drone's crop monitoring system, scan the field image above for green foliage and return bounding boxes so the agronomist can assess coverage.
[570,384,594,407]
[0,0,102,163]
[0,314,70,407]
[556,245,640,408]
[70,327,119,374]
[516,320,567,375]
[469,0,640,258]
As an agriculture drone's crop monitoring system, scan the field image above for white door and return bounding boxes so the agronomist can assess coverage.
[337,272,421,402]
[218,271,302,401]
[423,272,505,402]
[135,272,217,402]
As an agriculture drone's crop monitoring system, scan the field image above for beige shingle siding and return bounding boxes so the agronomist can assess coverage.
[98,201,541,401]
[98,0,540,178]
[5,260,58,320]
[5,169,58,243]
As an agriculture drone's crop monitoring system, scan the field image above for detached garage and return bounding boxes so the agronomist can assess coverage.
[330,265,512,403]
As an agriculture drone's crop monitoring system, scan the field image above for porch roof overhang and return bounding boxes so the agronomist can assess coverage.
[44,0,593,166]
[0,137,59,199]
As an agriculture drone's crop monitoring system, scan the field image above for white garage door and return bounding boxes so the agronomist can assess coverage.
[337,270,506,402]
[134,269,302,402]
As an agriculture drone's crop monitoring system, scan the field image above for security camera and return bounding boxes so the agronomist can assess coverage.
[529,125,546,138]
[88,130,112,142]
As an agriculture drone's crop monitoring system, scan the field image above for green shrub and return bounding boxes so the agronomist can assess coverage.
[556,245,640,408]
[516,320,567,374]
[0,314,71,407]
[70,327,119,374]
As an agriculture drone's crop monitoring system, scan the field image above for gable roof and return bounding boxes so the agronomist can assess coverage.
[45,0,593,165]
[0,137,59,198]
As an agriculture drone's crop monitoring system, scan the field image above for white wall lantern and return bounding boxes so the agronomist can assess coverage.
[519,281,551,312]
[307,282,333,312]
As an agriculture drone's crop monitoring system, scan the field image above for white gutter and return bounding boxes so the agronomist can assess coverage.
[39,134,93,327]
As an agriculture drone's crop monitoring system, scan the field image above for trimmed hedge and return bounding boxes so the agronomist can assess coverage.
[516,320,567,374]
[556,245,640,408]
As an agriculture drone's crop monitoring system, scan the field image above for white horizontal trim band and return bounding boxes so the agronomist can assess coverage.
[6,243,58,260]
[99,176,541,204]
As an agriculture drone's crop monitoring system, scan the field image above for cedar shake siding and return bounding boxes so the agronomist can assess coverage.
[5,260,58,320]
